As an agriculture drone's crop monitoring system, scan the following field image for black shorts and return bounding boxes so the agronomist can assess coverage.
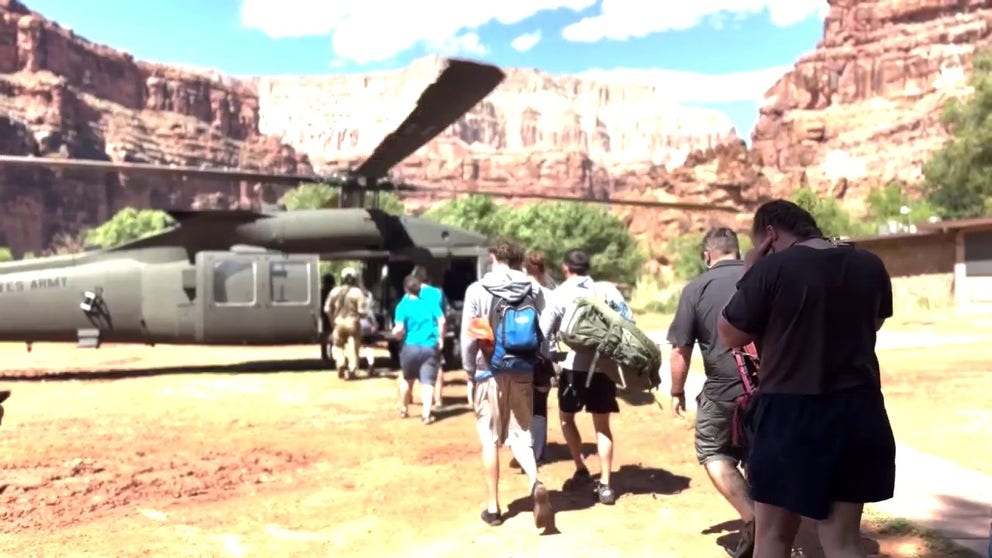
[695,392,744,465]
[746,384,896,520]
[533,387,550,417]
[557,369,619,414]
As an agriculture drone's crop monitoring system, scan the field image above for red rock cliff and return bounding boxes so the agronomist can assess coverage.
[0,1,755,257]
[751,0,992,212]
[0,0,312,255]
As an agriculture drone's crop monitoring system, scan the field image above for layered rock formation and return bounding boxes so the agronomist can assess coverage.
[256,56,736,171]
[752,0,992,212]
[0,1,747,257]
[3,0,988,261]
[0,0,312,254]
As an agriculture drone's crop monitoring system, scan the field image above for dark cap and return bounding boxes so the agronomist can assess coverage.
[564,249,590,273]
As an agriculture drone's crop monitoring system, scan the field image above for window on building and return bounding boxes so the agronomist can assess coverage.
[964,230,992,277]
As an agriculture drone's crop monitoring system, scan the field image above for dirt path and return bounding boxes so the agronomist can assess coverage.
[0,341,975,557]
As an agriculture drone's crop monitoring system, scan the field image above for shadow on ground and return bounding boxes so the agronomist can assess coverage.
[708,493,990,558]
[0,357,400,382]
[617,390,662,408]
[501,464,691,535]
[540,442,598,465]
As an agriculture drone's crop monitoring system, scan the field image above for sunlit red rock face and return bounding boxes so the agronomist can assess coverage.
[0,1,748,256]
[1,0,987,262]
[751,0,992,213]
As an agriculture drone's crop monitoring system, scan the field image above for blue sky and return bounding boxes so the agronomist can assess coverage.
[26,0,827,140]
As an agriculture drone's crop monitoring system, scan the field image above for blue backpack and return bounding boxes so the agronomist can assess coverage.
[488,291,542,373]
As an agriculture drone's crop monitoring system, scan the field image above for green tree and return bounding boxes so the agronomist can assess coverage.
[923,49,992,218]
[279,183,405,215]
[425,196,644,284]
[85,208,174,248]
[423,194,508,237]
[0,247,11,262]
[498,202,645,285]
[791,188,871,238]
[667,232,706,281]
[866,183,939,228]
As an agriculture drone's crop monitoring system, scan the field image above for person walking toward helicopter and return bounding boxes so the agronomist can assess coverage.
[523,250,557,465]
[392,274,445,424]
[409,265,447,408]
[324,266,366,380]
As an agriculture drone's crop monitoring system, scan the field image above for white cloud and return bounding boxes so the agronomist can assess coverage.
[510,30,543,52]
[576,65,792,104]
[240,0,595,64]
[562,0,828,42]
[427,32,488,57]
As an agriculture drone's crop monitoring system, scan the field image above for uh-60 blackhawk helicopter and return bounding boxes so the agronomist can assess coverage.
[0,58,737,372]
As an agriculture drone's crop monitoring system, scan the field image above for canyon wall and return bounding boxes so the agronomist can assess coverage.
[0,0,312,255]
[0,1,749,258]
[2,0,990,262]
[752,0,992,212]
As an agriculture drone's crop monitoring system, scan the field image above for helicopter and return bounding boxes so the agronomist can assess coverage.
[0,57,739,372]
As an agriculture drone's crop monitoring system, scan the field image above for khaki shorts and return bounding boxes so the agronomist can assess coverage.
[473,373,534,447]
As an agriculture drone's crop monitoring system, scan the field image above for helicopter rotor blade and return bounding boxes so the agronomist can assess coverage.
[353,59,505,180]
[0,155,322,186]
[410,186,739,212]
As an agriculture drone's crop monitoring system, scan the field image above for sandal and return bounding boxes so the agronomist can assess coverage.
[422,414,435,425]
[399,408,409,419]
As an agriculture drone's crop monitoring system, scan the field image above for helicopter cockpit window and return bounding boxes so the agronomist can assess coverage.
[212,260,257,305]
[270,261,311,305]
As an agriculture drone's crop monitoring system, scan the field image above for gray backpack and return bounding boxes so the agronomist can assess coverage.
[559,284,662,392]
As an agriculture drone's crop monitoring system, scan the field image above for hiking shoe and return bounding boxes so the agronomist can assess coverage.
[532,481,553,529]
[562,468,591,492]
[594,481,616,505]
[480,509,502,526]
[729,519,755,558]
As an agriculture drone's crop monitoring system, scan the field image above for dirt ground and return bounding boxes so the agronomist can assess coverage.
[0,326,986,557]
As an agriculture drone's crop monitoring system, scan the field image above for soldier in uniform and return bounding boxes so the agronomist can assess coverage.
[324,267,367,380]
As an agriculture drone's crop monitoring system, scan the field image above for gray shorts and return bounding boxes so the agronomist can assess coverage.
[695,391,744,465]
[400,344,439,384]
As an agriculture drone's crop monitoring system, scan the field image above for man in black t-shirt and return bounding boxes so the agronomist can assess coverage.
[717,200,896,558]
[667,227,754,558]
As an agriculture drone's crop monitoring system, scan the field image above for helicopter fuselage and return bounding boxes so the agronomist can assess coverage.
[0,246,324,346]
[0,240,489,372]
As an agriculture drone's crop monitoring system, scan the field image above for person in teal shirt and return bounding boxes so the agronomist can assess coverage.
[410,266,448,407]
[392,274,445,423]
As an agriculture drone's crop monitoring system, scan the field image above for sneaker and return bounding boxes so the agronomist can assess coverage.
[532,481,554,529]
[480,509,502,526]
[562,468,591,492]
[594,481,616,505]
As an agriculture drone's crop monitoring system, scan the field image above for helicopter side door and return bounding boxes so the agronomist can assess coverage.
[261,253,321,344]
[199,251,321,345]
[199,252,267,344]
